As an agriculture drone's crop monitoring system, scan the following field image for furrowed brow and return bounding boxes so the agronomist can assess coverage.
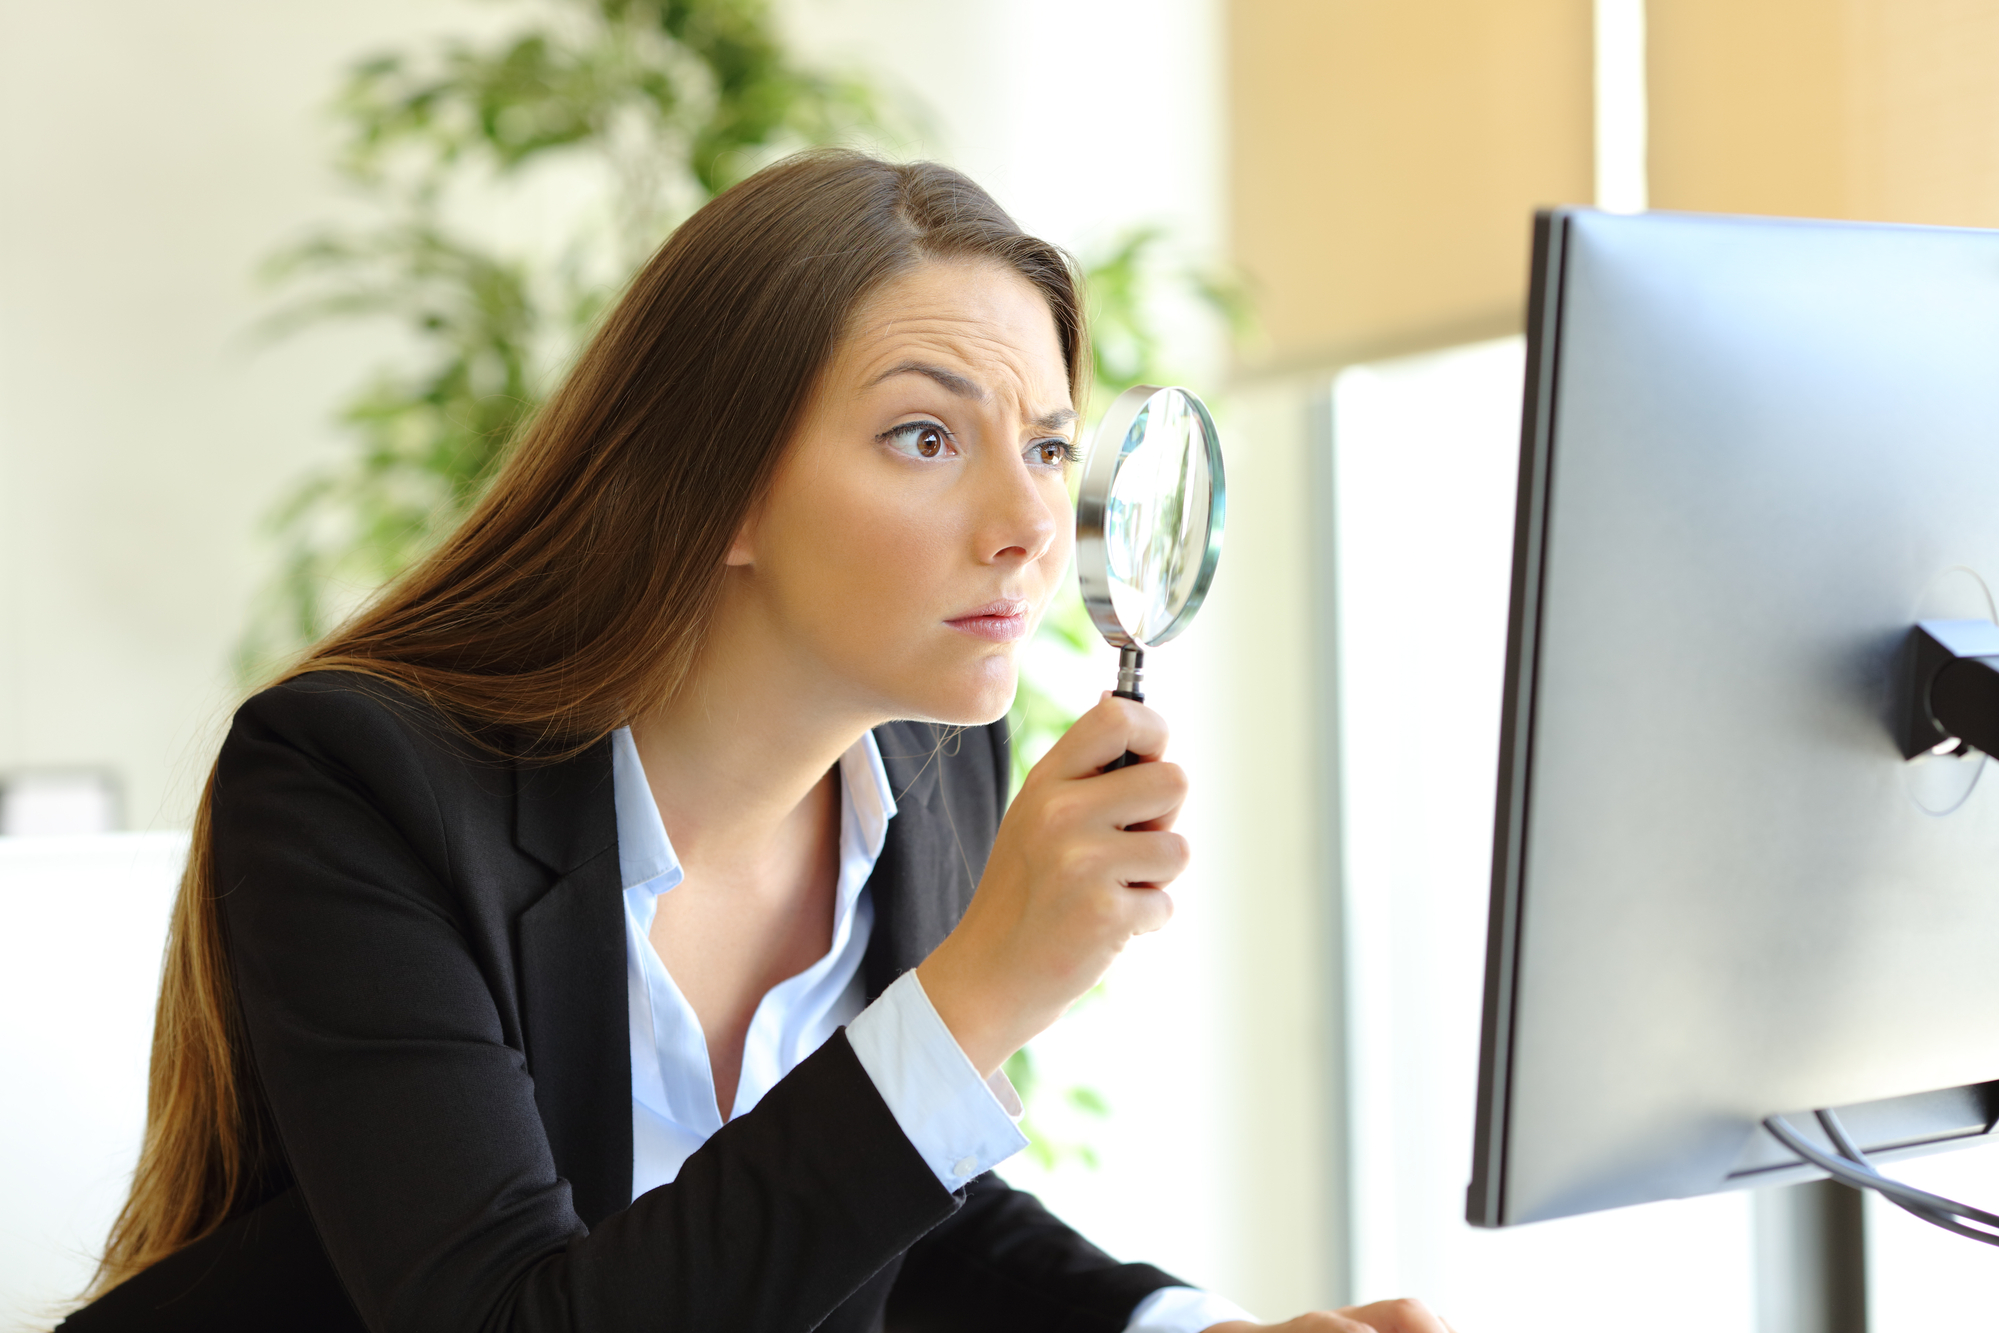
[869,361,988,400]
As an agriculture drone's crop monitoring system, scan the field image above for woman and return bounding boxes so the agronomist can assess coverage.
[65,152,1451,1333]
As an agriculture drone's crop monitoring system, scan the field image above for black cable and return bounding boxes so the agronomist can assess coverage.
[1762,1112,1999,1247]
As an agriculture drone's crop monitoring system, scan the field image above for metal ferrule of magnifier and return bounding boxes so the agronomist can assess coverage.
[1115,646,1144,700]
[1903,619,1999,759]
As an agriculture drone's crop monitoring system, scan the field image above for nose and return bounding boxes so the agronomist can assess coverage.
[973,449,1062,568]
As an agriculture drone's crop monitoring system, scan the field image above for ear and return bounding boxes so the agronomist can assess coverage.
[724,504,760,568]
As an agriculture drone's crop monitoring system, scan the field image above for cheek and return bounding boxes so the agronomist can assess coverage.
[755,458,1069,720]
[767,464,957,634]
[1044,486,1077,570]
[1027,484,1076,605]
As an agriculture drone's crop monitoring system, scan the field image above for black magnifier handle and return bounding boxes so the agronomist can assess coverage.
[1106,646,1145,771]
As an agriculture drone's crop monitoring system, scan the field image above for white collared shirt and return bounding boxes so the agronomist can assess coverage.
[611,726,1252,1333]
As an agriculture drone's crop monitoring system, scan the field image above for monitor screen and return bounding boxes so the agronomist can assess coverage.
[1469,208,1999,1229]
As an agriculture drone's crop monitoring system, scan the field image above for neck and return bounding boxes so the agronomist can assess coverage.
[628,595,879,879]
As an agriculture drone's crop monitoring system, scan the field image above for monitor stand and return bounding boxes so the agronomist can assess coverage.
[1755,1182,1867,1333]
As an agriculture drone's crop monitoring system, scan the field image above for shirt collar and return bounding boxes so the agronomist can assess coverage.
[610,726,899,921]
[838,730,898,867]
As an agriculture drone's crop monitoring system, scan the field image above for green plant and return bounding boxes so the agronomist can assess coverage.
[238,0,886,676]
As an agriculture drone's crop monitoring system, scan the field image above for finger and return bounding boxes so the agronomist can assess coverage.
[1119,884,1175,935]
[1073,760,1188,832]
[1088,828,1190,890]
[1042,695,1168,778]
[1123,802,1185,834]
[1333,1299,1449,1333]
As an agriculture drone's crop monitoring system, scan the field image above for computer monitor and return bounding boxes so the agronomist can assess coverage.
[1468,207,1999,1229]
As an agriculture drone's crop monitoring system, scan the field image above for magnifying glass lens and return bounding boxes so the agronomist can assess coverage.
[1104,392,1215,645]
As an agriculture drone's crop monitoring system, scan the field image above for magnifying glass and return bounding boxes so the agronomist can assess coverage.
[1074,384,1226,770]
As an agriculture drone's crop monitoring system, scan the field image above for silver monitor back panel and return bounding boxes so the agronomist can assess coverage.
[1469,208,1999,1227]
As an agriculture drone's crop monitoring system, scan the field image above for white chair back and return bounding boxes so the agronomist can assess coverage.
[0,833,185,1331]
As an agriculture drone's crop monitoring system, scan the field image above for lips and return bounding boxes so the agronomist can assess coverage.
[945,598,1032,643]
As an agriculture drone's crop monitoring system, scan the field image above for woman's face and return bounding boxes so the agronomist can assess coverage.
[729,257,1078,726]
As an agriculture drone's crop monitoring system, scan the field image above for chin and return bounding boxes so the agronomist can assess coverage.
[903,694,1014,729]
[893,667,1020,728]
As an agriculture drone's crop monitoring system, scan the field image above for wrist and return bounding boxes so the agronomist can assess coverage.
[914,949,1013,1078]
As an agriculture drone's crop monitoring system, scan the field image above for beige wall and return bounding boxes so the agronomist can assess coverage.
[1219,1,1598,1306]
[1651,0,1999,226]
[1228,0,1595,375]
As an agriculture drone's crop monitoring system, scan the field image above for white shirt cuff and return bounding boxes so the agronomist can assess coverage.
[844,968,1030,1192]
[1125,1286,1260,1333]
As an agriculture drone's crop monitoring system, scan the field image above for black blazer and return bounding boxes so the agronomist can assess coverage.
[63,673,1181,1333]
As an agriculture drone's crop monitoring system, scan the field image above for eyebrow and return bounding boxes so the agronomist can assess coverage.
[870,361,987,400]
[869,360,1079,434]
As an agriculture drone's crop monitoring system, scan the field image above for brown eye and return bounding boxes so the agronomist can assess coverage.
[880,420,956,460]
[1027,439,1078,468]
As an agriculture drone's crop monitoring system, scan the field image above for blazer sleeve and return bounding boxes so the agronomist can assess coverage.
[886,1173,1185,1333]
[213,686,958,1333]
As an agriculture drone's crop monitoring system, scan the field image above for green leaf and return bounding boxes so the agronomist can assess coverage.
[1067,1086,1111,1117]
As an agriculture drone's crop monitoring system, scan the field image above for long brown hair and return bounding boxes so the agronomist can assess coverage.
[92,150,1086,1295]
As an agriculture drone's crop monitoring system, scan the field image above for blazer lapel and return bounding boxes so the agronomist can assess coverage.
[513,735,619,873]
[862,722,985,1001]
[512,737,633,1227]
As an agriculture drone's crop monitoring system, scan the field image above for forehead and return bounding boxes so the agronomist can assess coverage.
[835,259,1071,402]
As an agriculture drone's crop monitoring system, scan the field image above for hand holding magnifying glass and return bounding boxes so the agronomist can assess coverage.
[1074,384,1226,770]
